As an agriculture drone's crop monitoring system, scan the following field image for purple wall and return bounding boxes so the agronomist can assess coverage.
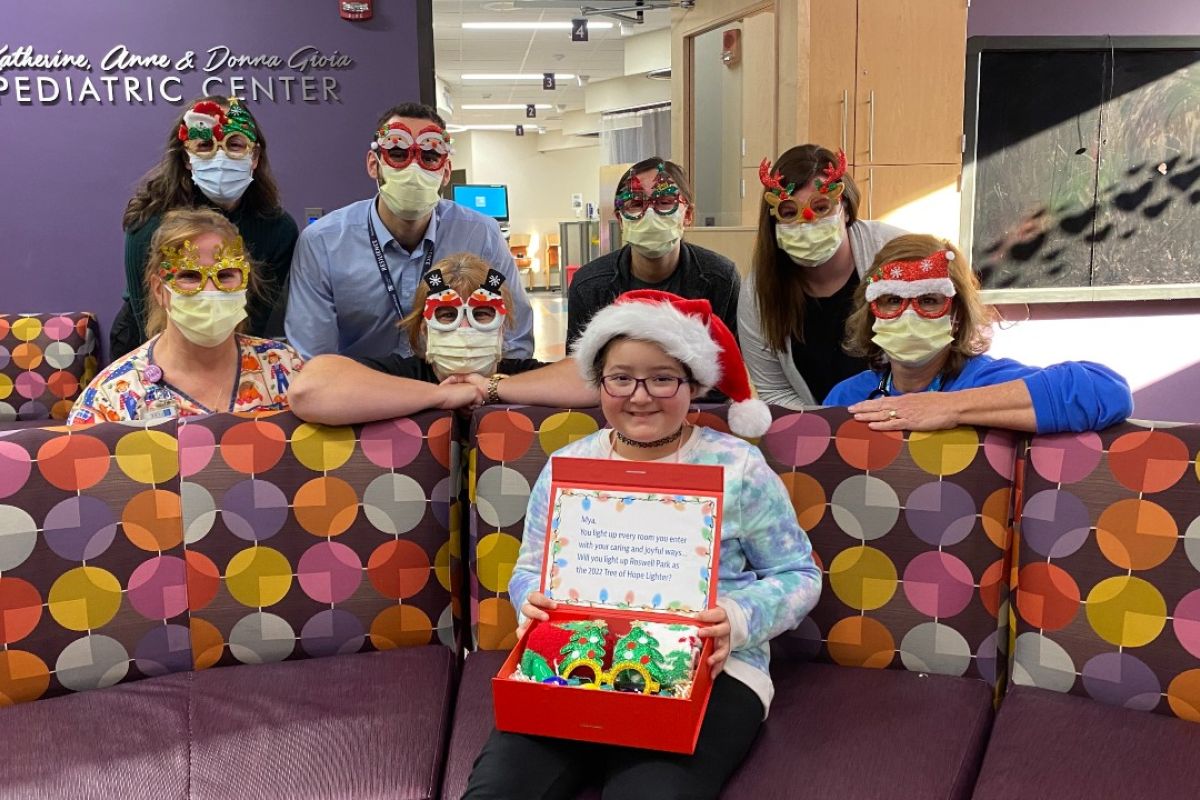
[1,0,424,349]
[968,0,1200,423]
[968,0,1200,37]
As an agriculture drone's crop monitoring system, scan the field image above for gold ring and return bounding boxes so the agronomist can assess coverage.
[888,409,898,420]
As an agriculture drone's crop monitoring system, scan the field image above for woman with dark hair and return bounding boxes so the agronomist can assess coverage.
[737,144,904,408]
[827,234,1131,433]
[113,96,298,358]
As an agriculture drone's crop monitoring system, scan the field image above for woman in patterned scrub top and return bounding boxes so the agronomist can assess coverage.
[69,208,302,424]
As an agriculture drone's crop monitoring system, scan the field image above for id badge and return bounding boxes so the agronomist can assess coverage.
[144,386,179,420]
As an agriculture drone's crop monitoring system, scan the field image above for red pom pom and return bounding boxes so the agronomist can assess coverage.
[525,622,573,665]
[640,655,650,664]
[803,208,816,221]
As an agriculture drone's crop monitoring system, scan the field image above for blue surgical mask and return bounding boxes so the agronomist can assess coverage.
[189,152,254,205]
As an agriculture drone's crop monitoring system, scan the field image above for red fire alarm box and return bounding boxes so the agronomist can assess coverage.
[340,0,372,21]
[492,457,724,754]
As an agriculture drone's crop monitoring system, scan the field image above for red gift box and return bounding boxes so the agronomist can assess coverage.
[492,457,724,754]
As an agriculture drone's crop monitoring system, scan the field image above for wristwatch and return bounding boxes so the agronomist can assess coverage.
[487,373,508,405]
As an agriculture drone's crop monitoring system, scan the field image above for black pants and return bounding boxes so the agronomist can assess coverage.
[462,674,763,800]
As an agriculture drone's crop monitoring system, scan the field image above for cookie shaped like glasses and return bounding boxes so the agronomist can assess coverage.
[373,122,451,172]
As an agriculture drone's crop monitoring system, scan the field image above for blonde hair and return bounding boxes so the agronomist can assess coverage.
[401,252,515,356]
[144,208,262,337]
[842,234,995,376]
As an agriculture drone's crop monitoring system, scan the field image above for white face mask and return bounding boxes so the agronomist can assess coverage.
[623,208,685,259]
[775,207,845,267]
[871,310,954,367]
[424,327,502,380]
[378,159,443,220]
[166,288,248,348]
[189,153,254,205]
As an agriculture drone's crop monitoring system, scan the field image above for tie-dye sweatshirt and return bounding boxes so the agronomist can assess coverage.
[508,425,822,715]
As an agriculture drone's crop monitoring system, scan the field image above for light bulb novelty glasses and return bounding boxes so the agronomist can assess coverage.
[759,149,847,224]
[158,236,251,295]
[615,163,686,221]
[372,121,452,172]
[177,99,259,160]
[864,249,958,320]
[421,268,508,332]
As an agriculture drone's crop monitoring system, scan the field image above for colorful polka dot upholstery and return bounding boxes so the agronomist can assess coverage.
[0,419,189,705]
[1010,420,1200,720]
[179,411,460,669]
[762,408,1017,685]
[0,313,100,422]
[468,404,1017,690]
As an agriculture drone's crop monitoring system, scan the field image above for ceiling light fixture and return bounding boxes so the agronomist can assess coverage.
[446,124,547,133]
[461,21,614,30]
[461,73,576,81]
[461,103,555,110]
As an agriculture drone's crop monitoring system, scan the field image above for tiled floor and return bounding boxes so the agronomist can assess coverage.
[529,289,567,362]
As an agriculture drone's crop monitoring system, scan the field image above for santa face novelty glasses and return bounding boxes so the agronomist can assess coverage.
[159,238,250,295]
[615,165,685,221]
[374,122,451,172]
[869,293,954,320]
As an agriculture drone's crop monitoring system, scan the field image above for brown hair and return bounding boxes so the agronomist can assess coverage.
[616,157,695,206]
[401,252,514,356]
[750,144,862,351]
[123,96,283,231]
[589,335,697,389]
[144,208,263,337]
[375,102,446,132]
[842,234,995,376]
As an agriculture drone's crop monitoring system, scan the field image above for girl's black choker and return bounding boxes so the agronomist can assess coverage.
[614,426,684,449]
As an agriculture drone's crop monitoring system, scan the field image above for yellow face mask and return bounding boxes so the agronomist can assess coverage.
[871,310,953,367]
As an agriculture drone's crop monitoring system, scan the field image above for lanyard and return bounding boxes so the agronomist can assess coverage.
[869,369,944,399]
[367,207,435,321]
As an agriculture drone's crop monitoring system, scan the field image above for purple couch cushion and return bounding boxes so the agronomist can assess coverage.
[0,672,191,799]
[972,685,1200,800]
[0,311,99,422]
[190,646,455,800]
[441,650,600,800]
[724,662,993,800]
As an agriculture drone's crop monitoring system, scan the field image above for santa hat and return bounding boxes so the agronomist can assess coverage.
[865,249,957,302]
[571,290,772,438]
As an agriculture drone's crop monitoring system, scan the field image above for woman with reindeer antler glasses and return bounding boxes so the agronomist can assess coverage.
[736,145,906,409]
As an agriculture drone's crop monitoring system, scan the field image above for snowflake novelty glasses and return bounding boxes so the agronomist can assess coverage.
[600,374,691,398]
[869,293,954,320]
[183,132,257,161]
[374,122,450,172]
[159,238,250,295]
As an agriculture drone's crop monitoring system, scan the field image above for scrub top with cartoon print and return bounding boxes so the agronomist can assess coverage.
[67,334,303,424]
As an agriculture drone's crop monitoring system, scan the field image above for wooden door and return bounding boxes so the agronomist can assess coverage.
[741,9,778,167]
[856,163,962,242]
[854,0,967,165]
[807,0,858,156]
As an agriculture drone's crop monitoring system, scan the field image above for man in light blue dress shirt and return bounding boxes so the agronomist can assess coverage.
[285,103,533,361]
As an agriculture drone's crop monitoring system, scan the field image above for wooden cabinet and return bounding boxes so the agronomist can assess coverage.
[854,0,967,166]
[740,10,778,169]
[807,0,858,156]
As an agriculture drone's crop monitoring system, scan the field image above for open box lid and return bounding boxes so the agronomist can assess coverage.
[540,457,724,617]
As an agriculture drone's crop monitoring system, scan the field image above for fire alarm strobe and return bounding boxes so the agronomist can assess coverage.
[340,0,372,21]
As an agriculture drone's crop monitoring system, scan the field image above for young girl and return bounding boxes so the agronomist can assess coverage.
[464,290,822,800]
[288,252,546,425]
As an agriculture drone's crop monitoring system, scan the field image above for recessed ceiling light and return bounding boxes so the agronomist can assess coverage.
[461,104,554,110]
[461,73,576,81]
[461,21,614,30]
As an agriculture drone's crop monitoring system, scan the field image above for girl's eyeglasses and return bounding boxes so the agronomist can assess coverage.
[600,374,690,398]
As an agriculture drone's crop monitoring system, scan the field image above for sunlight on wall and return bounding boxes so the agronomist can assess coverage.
[878,181,962,244]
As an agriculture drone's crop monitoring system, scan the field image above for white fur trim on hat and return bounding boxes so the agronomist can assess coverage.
[571,300,721,389]
[864,277,955,302]
[728,398,772,439]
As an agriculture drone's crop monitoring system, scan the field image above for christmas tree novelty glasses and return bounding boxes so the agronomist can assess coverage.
[179,99,260,160]
[159,237,251,295]
[374,122,451,172]
[616,164,685,220]
[760,149,848,224]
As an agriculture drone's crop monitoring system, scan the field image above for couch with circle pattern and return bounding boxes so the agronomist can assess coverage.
[0,410,461,800]
[0,312,100,423]
[3,405,1200,799]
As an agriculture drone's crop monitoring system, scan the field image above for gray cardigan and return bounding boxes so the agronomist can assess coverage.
[738,220,906,408]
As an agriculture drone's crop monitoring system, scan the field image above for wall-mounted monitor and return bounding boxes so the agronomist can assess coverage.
[452,184,510,222]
